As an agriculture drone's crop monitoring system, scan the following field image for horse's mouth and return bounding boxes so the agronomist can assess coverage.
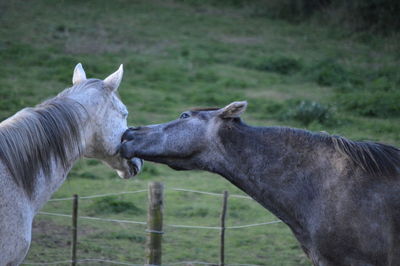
[127,157,143,177]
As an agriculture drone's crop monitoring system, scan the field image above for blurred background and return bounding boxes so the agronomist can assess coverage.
[1,0,399,265]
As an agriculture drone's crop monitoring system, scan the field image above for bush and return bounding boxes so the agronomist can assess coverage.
[284,100,333,126]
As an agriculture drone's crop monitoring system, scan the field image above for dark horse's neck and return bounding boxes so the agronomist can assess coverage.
[207,122,336,244]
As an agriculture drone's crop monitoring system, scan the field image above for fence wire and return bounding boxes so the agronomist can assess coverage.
[38,211,147,225]
[48,187,253,202]
[170,188,253,200]
[48,189,148,202]
[38,211,281,229]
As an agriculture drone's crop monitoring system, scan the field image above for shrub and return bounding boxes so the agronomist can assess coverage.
[284,100,333,126]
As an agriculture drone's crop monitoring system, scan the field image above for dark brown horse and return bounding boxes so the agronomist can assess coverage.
[120,101,400,266]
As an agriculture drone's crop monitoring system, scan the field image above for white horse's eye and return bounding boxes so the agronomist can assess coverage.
[180,112,190,119]
[122,112,128,118]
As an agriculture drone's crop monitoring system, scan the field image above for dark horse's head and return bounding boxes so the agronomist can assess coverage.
[120,101,247,170]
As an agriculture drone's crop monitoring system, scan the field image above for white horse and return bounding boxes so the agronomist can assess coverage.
[0,63,143,265]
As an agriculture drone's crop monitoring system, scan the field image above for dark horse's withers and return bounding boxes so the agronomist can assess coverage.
[120,101,400,266]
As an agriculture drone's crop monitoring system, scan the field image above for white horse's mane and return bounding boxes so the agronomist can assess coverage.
[0,79,102,197]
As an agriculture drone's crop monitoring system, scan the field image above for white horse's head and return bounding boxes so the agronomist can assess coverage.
[71,63,142,178]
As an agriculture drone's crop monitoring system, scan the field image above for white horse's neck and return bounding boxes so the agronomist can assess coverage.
[30,151,78,212]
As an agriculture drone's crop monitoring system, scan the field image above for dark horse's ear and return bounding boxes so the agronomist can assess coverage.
[217,101,247,118]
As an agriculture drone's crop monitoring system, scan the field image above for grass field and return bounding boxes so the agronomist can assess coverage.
[1,0,399,265]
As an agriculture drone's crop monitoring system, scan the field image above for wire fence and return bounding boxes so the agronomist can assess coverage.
[23,186,282,266]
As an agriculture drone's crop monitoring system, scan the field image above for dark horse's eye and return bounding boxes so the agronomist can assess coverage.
[180,112,190,119]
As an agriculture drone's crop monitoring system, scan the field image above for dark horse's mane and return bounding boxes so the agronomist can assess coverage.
[0,80,100,197]
[285,128,400,177]
[330,136,400,177]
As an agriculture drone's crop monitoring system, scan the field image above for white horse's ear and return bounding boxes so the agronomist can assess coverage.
[104,64,123,92]
[218,101,248,118]
[72,63,87,85]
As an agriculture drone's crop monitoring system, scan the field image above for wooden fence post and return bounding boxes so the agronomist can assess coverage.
[220,191,229,266]
[71,194,78,266]
[146,182,164,266]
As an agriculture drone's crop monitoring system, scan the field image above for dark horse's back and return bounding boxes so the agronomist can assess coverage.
[311,138,400,266]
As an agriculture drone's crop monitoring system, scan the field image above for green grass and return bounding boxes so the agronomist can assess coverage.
[1,0,399,265]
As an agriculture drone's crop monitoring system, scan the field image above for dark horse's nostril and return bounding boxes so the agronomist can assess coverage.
[121,127,140,143]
